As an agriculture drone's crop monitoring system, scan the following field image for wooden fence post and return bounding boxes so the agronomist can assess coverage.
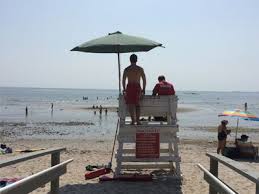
[209,158,218,194]
[51,152,60,194]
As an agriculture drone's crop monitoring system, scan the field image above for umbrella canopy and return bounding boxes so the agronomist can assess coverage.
[71,31,163,53]
[71,31,163,93]
[218,109,259,139]
[218,110,259,119]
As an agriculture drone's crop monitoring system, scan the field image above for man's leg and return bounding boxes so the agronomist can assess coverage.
[128,104,135,125]
[136,105,141,125]
[217,141,221,154]
[222,139,227,155]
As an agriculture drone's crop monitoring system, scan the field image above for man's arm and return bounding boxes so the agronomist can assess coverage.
[141,68,146,94]
[152,84,158,96]
[171,84,175,95]
[122,69,127,92]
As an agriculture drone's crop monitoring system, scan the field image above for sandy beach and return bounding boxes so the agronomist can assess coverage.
[1,137,259,194]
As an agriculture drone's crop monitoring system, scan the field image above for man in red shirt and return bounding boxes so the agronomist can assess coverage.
[152,75,175,96]
[152,75,175,121]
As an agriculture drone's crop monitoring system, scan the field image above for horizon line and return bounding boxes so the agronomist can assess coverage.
[0,86,258,93]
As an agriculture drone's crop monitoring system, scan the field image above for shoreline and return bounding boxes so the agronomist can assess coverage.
[77,106,198,113]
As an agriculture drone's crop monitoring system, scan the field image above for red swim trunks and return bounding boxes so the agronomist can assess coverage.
[124,83,141,105]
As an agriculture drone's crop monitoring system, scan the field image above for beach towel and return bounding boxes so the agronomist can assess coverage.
[124,83,141,105]
[0,178,21,188]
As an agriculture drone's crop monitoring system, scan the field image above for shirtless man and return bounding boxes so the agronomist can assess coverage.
[122,54,146,125]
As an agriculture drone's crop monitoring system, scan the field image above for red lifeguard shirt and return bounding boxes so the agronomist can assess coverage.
[152,81,175,95]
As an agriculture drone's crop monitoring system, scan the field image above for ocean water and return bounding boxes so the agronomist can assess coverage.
[0,87,259,140]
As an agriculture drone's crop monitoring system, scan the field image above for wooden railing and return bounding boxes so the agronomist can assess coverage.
[198,152,259,194]
[0,147,72,194]
[119,95,178,125]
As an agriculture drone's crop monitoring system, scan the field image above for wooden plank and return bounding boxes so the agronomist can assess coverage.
[119,125,179,133]
[207,153,259,183]
[117,136,179,143]
[0,159,73,194]
[51,152,60,194]
[0,148,66,168]
[121,148,170,154]
[119,95,178,117]
[117,156,181,162]
[209,158,218,194]
[197,164,236,194]
[123,120,176,126]
[121,163,172,169]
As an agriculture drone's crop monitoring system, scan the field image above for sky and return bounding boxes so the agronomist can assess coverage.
[0,0,258,91]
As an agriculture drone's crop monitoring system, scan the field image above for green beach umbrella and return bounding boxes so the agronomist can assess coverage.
[71,31,163,93]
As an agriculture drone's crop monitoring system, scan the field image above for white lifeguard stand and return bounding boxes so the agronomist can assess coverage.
[115,95,181,179]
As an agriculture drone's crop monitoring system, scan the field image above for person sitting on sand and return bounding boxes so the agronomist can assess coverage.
[152,75,175,96]
[217,120,231,154]
[122,54,146,125]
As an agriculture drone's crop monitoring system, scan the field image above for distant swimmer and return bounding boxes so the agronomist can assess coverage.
[51,103,54,111]
[25,106,28,117]
[99,106,103,115]
[122,54,146,125]
[105,108,108,115]
[244,102,248,111]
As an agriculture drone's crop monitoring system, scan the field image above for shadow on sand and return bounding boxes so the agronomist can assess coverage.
[58,179,182,194]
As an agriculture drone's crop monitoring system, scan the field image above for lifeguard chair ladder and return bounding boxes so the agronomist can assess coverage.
[115,95,181,179]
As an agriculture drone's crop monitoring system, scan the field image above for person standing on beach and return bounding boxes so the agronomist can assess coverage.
[25,106,28,117]
[217,120,230,154]
[122,54,146,125]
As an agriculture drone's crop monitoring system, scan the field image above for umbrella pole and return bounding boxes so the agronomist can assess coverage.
[235,117,239,140]
[117,53,121,94]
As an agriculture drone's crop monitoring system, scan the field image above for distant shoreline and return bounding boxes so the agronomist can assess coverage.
[78,106,197,113]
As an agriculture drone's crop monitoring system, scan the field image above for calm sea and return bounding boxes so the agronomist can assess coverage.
[0,87,259,140]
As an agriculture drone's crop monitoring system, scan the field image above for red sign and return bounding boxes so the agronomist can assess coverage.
[136,129,160,158]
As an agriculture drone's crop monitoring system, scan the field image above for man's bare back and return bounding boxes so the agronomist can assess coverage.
[122,65,146,91]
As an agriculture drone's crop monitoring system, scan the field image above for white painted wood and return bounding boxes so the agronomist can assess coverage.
[0,148,66,168]
[117,136,179,143]
[121,148,170,154]
[119,95,178,124]
[0,159,73,194]
[119,125,179,133]
[173,141,181,175]
[168,142,173,172]
[116,94,181,177]
[115,141,123,176]
[118,156,181,162]
[121,163,172,169]
[197,164,236,194]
